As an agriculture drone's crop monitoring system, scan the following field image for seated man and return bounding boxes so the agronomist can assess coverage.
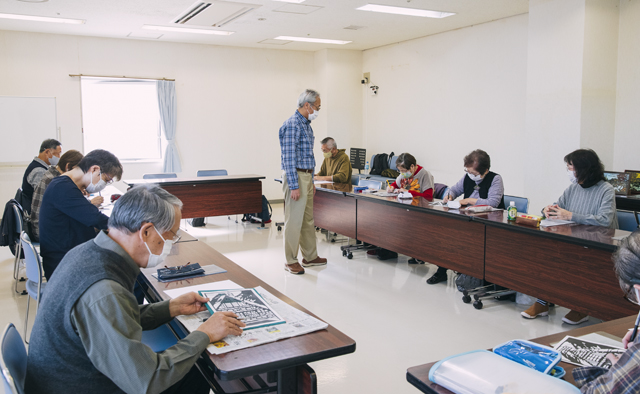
[29,149,93,241]
[572,231,640,392]
[314,137,352,184]
[427,149,505,284]
[39,149,122,280]
[26,185,245,394]
[20,138,62,214]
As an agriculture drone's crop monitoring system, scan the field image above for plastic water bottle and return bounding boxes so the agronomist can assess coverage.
[364,161,369,175]
[507,201,517,221]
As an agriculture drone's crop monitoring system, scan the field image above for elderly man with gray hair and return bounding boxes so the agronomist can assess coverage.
[26,185,245,394]
[279,89,327,275]
[314,137,353,184]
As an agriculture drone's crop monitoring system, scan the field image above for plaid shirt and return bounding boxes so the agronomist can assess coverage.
[30,166,61,239]
[279,110,315,190]
[573,339,640,393]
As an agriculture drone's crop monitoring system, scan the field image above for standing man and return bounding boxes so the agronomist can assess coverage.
[20,138,62,214]
[279,89,327,275]
[314,137,353,184]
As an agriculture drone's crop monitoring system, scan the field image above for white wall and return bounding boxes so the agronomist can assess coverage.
[614,0,640,172]
[0,30,323,205]
[362,15,529,203]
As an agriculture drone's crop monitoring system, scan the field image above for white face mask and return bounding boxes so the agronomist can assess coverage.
[308,105,319,121]
[144,226,174,268]
[86,170,107,193]
[49,155,60,166]
[468,173,482,182]
[567,169,578,185]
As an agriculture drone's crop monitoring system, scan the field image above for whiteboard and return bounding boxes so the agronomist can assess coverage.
[0,96,58,165]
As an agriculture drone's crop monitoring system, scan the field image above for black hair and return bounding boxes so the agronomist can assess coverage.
[396,153,417,171]
[58,150,83,172]
[39,139,61,153]
[463,149,491,174]
[76,149,124,181]
[564,149,605,188]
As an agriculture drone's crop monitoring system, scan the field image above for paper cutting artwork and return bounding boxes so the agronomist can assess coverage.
[199,288,285,330]
[554,336,625,369]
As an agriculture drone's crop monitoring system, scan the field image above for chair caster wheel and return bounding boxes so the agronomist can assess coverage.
[462,295,471,304]
[331,239,335,243]
[277,226,282,231]
[473,300,483,310]
[342,250,347,257]
[347,253,353,259]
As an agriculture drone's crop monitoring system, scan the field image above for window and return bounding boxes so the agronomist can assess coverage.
[81,77,162,161]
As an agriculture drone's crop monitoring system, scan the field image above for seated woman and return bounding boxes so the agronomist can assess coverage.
[426,149,505,284]
[386,153,434,199]
[29,150,98,241]
[386,153,434,264]
[522,149,618,324]
[573,231,640,392]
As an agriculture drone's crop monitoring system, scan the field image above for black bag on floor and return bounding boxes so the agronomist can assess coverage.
[188,217,206,227]
[242,195,272,224]
[377,248,398,261]
[455,274,485,292]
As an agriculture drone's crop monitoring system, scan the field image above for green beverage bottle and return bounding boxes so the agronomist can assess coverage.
[507,201,517,221]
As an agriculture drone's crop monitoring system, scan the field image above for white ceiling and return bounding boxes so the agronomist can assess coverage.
[0,0,529,51]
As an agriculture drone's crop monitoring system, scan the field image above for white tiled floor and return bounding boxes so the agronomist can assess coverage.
[1,202,602,394]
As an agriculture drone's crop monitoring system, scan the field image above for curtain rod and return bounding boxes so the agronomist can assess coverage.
[69,74,175,81]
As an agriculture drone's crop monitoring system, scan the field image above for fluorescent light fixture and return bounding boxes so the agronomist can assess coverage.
[0,12,85,24]
[273,0,306,3]
[142,25,234,35]
[357,4,455,18]
[274,36,351,45]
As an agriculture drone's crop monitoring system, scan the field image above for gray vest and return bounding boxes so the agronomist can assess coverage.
[26,236,138,394]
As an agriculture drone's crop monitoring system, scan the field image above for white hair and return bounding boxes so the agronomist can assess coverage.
[297,89,320,108]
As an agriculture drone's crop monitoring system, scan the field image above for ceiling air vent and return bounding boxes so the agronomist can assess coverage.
[344,25,365,30]
[174,1,261,28]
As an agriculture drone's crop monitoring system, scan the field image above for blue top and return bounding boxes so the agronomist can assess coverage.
[39,175,109,276]
[279,110,315,190]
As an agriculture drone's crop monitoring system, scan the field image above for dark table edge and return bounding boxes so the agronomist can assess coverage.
[125,176,266,187]
[406,370,438,394]
[215,342,357,381]
[315,188,619,252]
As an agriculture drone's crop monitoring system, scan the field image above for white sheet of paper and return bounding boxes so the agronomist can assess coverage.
[313,180,334,184]
[540,219,575,227]
[163,280,241,299]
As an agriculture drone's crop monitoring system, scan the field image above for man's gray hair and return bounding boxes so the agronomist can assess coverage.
[321,137,336,149]
[108,185,183,234]
[297,89,320,108]
[614,232,640,288]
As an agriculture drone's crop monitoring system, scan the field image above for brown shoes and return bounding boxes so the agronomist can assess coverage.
[521,302,549,319]
[301,257,327,267]
[284,262,305,275]
[562,310,589,325]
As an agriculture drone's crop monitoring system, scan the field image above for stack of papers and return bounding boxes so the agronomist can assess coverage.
[164,280,328,355]
[540,219,575,227]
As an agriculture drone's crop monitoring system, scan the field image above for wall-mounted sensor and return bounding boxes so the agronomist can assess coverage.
[370,85,379,95]
[361,77,369,84]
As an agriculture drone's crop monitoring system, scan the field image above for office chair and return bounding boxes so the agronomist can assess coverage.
[0,323,27,394]
[21,232,47,343]
[503,195,529,214]
[617,210,639,232]
[461,195,530,310]
[11,203,27,296]
[196,169,228,177]
[433,183,449,200]
[141,323,179,352]
[142,173,177,179]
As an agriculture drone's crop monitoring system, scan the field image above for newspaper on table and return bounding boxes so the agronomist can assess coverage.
[165,282,328,355]
[553,335,626,369]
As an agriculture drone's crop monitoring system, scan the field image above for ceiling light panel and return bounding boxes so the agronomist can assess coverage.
[272,0,305,3]
[143,25,234,35]
[0,12,85,24]
[274,36,351,45]
[357,4,455,18]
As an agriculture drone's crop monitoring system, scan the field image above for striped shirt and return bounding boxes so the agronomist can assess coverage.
[30,166,61,239]
[556,180,618,228]
[574,338,640,393]
[279,110,315,190]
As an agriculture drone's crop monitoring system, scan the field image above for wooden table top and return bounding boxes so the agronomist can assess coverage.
[406,315,636,394]
[314,185,629,251]
[140,240,356,380]
[125,174,266,186]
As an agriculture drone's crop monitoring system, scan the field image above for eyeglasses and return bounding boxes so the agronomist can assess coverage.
[169,229,182,243]
[310,103,321,111]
